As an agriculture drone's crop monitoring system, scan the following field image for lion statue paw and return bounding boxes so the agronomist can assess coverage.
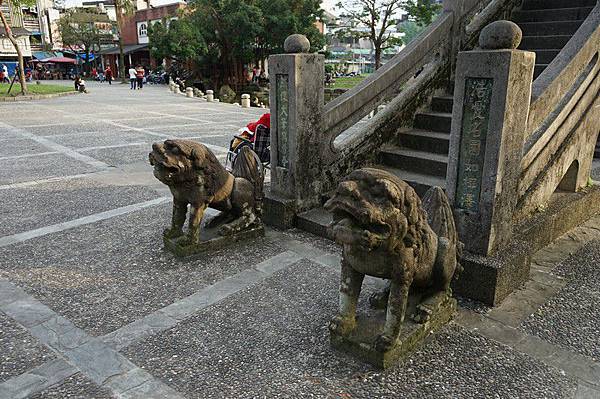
[374,334,397,352]
[329,315,356,336]
[163,227,184,239]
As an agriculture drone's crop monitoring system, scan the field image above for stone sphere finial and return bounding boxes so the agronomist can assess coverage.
[284,34,311,53]
[479,20,522,50]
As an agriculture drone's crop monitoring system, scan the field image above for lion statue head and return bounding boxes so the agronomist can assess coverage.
[324,168,430,252]
[149,139,230,195]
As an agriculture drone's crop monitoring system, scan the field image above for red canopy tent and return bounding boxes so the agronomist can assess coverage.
[41,57,76,64]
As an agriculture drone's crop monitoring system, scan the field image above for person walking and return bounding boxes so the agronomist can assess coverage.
[135,65,144,89]
[1,64,8,83]
[105,66,113,85]
[128,65,137,90]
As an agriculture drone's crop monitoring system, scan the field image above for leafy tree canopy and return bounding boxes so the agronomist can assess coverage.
[335,0,404,69]
[148,0,324,88]
[148,16,206,63]
[58,8,114,58]
[398,0,442,45]
[402,0,442,27]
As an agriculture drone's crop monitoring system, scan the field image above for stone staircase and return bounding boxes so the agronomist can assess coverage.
[296,0,597,238]
[514,0,595,78]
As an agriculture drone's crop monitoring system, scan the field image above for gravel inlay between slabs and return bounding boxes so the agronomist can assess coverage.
[0,153,99,186]
[0,177,161,237]
[123,259,576,399]
[0,138,53,158]
[50,130,150,150]
[0,312,56,383]
[28,373,115,399]
[522,240,600,362]
[82,144,154,166]
[0,203,287,337]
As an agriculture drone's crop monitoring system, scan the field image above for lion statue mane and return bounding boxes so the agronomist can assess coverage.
[325,167,460,351]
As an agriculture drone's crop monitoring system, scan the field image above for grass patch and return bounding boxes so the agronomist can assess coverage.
[0,83,74,97]
[330,75,368,89]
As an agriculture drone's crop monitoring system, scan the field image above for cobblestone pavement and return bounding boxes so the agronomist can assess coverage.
[1,83,600,398]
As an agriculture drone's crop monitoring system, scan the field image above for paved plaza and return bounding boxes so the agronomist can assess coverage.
[0,83,600,398]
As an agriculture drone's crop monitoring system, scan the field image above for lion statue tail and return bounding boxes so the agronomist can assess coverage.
[422,186,463,278]
[232,146,265,213]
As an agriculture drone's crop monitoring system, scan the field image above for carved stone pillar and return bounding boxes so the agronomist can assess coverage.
[447,21,535,256]
[264,34,325,228]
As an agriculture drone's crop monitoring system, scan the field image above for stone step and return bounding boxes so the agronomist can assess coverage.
[375,166,446,197]
[379,147,448,178]
[520,35,572,50]
[512,6,593,22]
[519,20,584,36]
[431,95,454,113]
[414,112,452,133]
[399,130,450,155]
[534,64,549,79]
[532,49,561,64]
[296,207,332,239]
[522,0,596,11]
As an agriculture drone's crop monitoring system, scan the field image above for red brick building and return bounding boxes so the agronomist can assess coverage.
[100,2,186,75]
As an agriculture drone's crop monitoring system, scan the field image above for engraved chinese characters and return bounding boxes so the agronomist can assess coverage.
[456,78,493,211]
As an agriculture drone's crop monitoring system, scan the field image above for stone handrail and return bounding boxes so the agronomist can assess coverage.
[320,0,521,169]
[322,12,453,142]
[266,0,525,211]
[518,3,600,213]
[464,0,518,44]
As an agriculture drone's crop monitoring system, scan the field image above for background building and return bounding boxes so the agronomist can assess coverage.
[100,1,184,73]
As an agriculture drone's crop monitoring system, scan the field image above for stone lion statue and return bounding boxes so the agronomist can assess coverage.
[149,139,263,244]
[324,168,460,352]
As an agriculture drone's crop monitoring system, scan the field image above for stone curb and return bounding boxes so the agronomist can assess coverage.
[0,90,79,102]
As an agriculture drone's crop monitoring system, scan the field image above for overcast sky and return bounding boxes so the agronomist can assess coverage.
[322,0,338,14]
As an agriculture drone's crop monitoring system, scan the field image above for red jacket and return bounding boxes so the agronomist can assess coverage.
[244,113,271,138]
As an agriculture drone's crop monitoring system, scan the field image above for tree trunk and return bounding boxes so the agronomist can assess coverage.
[0,5,27,95]
[115,0,127,83]
[374,46,382,70]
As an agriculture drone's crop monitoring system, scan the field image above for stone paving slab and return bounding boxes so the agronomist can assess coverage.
[28,373,115,399]
[0,359,77,399]
[0,153,98,185]
[0,177,160,236]
[123,259,576,398]
[0,203,288,337]
[0,313,55,383]
[522,240,600,362]
[0,279,185,399]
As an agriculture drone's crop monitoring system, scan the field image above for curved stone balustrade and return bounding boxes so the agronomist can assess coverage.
[319,0,521,181]
[517,3,600,216]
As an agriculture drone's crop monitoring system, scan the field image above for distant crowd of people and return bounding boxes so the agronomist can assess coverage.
[249,65,268,86]
[0,63,34,84]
